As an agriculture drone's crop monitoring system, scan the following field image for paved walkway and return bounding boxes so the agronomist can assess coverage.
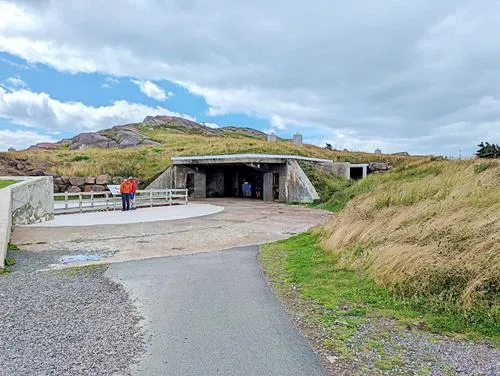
[25,204,224,227]
[12,199,331,265]
[107,246,327,376]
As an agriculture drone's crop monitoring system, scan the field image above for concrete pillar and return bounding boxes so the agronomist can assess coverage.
[293,133,303,146]
[263,172,273,201]
[267,134,278,143]
[193,172,206,198]
[362,165,368,178]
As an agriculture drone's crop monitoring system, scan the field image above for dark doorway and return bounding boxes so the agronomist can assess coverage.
[272,173,280,200]
[186,173,195,196]
[350,167,364,180]
[205,165,264,199]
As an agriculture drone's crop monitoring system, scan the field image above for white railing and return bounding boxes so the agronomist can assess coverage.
[54,189,188,215]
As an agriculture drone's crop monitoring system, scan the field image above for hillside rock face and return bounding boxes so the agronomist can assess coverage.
[28,115,266,151]
[0,157,54,177]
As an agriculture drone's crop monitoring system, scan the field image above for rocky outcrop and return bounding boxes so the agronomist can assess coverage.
[0,157,53,177]
[28,115,268,151]
[68,133,118,150]
[368,162,391,174]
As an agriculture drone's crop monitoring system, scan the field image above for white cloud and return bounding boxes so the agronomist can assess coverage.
[0,86,193,132]
[102,76,120,89]
[1,76,28,90]
[0,129,56,151]
[131,79,171,102]
[0,1,500,154]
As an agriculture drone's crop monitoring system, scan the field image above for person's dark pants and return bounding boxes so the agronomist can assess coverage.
[121,193,130,211]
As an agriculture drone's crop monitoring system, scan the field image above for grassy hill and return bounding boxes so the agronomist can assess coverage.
[262,158,500,346]
[2,122,425,183]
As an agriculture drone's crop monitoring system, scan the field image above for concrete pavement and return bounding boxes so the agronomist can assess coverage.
[24,204,224,227]
[107,246,327,376]
[12,199,331,265]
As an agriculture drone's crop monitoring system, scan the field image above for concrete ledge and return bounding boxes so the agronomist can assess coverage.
[0,176,54,268]
[0,186,12,269]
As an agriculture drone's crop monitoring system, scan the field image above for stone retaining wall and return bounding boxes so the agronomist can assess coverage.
[0,176,54,268]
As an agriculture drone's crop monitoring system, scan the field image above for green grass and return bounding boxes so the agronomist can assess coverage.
[0,180,16,189]
[259,232,500,357]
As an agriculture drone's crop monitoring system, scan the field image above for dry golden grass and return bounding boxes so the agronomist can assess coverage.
[320,159,500,314]
[3,128,424,182]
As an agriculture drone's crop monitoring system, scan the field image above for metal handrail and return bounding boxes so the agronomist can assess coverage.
[54,188,188,214]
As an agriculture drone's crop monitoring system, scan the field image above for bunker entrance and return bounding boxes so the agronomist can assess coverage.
[205,164,264,199]
[350,167,364,180]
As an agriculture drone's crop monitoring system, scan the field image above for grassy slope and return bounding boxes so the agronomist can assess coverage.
[261,158,500,347]
[0,180,16,189]
[3,126,424,182]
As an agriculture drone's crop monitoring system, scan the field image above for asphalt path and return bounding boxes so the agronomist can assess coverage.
[107,246,326,376]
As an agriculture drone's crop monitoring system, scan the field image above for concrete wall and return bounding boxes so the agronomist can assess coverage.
[0,176,54,268]
[0,187,12,269]
[147,167,174,189]
[285,160,320,203]
[10,176,54,225]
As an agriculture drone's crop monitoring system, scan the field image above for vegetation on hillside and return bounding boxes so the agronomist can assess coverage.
[0,180,16,189]
[261,158,500,347]
[3,125,423,183]
[476,141,500,158]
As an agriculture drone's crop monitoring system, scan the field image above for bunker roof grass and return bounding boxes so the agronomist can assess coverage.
[4,128,426,183]
[0,180,17,189]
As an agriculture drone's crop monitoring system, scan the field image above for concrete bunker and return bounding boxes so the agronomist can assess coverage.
[162,154,336,203]
[147,154,376,204]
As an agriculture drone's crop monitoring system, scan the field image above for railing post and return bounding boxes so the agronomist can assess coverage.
[150,190,153,207]
[91,191,94,209]
[65,192,68,212]
[185,189,188,205]
[79,193,83,213]
[169,190,173,206]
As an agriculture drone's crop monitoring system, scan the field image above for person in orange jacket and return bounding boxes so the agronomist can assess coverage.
[129,176,138,210]
[119,178,132,211]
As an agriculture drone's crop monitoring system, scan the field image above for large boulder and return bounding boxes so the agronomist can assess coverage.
[83,185,107,192]
[369,162,390,172]
[69,177,86,186]
[96,174,111,185]
[69,133,118,150]
[67,186,82,193]
[85,176,96,184]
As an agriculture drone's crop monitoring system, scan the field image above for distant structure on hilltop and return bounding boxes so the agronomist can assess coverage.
[375,148,382,154]
[8,147,16,152]
[293,133,303,147]
[267,133,278,143]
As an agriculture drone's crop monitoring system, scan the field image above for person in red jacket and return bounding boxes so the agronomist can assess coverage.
[129,176,138,210]
[119,178,132,211]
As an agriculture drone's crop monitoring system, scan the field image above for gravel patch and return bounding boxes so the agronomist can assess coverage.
[346,318,500,375]
[0,250,144,376]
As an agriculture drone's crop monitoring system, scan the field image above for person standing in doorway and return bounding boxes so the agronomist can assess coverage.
[129,176,138,210]
[120,178,132,211]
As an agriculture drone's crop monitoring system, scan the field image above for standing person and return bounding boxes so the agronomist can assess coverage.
[119,178,132,211]
[129,176,138,210]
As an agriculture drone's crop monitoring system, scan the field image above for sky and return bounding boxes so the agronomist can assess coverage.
[0,1,499,156]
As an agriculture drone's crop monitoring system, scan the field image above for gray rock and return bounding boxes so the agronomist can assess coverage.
[83,185,106,192]
[96,174,111,185]
[68,132,118,150]
[85,176,96,185]
[67,186,82,193]
[69,177,86,186]
[369,162,390,171]
[61,176,70,184]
